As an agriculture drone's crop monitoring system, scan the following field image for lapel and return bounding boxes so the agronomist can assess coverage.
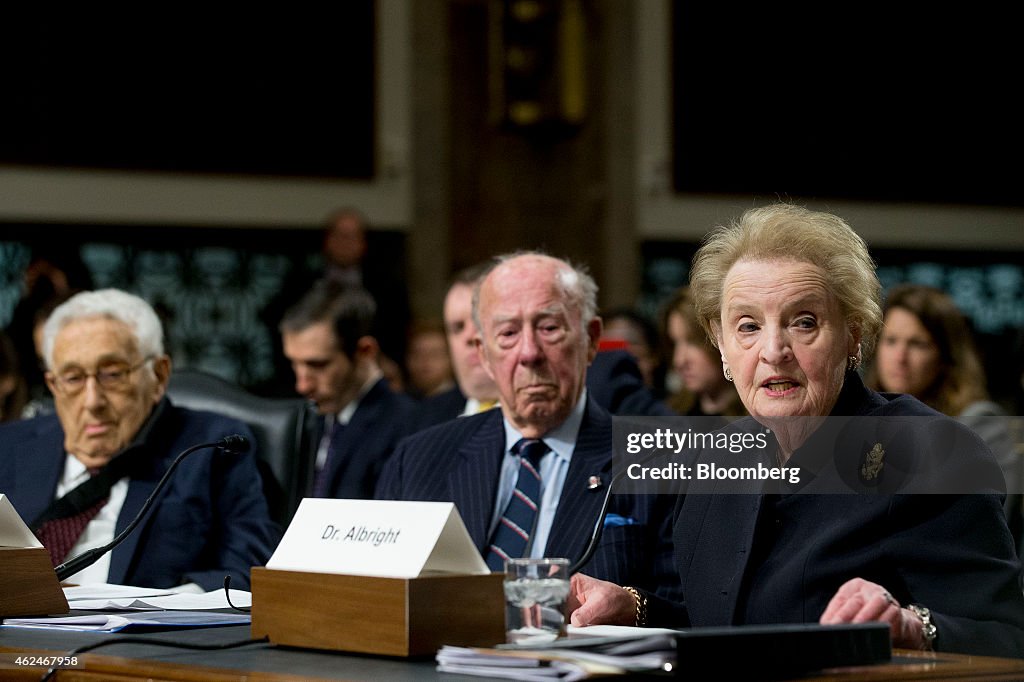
[685,424,770,625]
[16,421,65,526]
[448,410,505,550]
[107,476,160,584]
[696,481,763,624]
[544,399,614,563]
[324,378,385,486]
[104,401,181,584]
[691,379,877,623]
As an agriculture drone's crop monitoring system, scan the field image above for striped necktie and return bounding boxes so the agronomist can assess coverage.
[486,438,548,571]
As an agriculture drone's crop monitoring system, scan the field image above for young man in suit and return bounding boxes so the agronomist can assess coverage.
[0,289,277,590]
[377,253,679,600]
[280,281,415,500]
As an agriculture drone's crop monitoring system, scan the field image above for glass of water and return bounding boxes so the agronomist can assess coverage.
[503,557,571,645]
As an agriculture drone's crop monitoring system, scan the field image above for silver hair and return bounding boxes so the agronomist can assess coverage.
[41,289,165,370]
[471,251,599,332]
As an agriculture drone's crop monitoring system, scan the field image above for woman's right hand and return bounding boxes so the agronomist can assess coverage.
[567,573,637,627]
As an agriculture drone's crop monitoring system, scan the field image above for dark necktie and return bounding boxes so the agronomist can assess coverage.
[486,439,548,571]
[35,469,110,566]
[312,419,344,498]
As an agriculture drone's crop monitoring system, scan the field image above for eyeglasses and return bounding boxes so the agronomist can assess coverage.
[50,357,154,396]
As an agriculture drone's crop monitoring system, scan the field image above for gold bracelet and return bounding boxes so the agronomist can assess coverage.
[622,586,647,627]
[907,604,937,651]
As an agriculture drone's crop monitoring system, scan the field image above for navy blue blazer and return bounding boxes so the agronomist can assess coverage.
[587,350,677,417]
[407,385,468,434]
[0,400,279,591]
[316,377,417,499]
[376,398,680,599]
[651,373,1024,658]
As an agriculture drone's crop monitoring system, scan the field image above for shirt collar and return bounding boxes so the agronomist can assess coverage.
[502,388,587,463]
[337,369,383,425]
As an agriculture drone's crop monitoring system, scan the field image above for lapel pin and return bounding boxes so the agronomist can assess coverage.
[861,442,885,481]
[587,475,603,490]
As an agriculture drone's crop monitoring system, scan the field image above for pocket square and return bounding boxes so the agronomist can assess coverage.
[603,513,638,527]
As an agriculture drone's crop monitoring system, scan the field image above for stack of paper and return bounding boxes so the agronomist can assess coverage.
[0,583,252,633]
[63,583,252,610]
[436,627,677,680]
[3,611,250,633]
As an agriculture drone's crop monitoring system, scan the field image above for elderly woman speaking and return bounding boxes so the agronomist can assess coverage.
[568,204,1024,657]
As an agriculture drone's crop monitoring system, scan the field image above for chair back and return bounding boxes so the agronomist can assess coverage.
[166,369,316,527]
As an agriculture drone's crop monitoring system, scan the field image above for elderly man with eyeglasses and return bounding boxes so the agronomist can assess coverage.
[0,289,278,591]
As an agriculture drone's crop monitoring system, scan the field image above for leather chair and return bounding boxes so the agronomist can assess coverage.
[166,369,317,527]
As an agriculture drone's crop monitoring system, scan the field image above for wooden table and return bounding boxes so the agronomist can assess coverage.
[2,624,1022,681]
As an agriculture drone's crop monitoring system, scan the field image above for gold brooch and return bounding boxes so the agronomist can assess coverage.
[861,443,885,481]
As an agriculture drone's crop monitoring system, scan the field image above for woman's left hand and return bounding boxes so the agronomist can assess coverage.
[819,577,925,649]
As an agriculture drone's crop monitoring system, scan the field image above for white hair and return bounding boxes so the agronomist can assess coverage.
[41,289,165,370]
[471,251,599,332]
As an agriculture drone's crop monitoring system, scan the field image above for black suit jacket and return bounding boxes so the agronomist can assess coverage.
[376,398,680,599]
[0,400,278,590]
[408,385,468,434]
[650,373,1024,658]
[587,350,677,417]
[316,377,416,499]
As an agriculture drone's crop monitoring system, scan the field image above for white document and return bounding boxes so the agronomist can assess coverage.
[64,584,252,611]
[2,611,250,632]
[0,494,42,548]
[64,584,176,601]
[266,498,489,578]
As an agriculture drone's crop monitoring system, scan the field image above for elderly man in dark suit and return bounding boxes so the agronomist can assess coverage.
[377,253,678,599]
[0,289,277,590]
[281,281,415,500]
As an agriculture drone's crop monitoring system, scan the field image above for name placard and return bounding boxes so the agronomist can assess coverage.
[266,499,490,578]
[0,494,43,549]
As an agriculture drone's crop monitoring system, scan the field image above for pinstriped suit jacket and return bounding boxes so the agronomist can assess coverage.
[376,398,681,599]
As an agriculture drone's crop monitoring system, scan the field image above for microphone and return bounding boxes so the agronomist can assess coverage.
[569,447,676,575]
[54,434,250,582]
[220,434,251,453]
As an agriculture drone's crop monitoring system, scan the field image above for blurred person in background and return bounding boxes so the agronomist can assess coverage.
[600,307,663,394]
[868,283,1021,533]
[318,207,411,371]
[280,281,415,500]
[0,329,28,422]
[404,319,454,400]
[409,263,500,432]
[261,207,411,397]
[7,248,92,410]
[661,286,744,419]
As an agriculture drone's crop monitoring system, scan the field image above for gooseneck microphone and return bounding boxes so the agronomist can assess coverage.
[54,435,251,582]
[569,447,674,575]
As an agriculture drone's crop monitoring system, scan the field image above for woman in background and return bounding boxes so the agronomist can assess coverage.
[662,286,744,418]
[868,283,1021,532]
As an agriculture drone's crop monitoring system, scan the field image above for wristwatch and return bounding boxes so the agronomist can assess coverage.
[907,604,937,650]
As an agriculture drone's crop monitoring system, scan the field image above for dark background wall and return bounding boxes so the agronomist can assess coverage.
[0,0,1021,409]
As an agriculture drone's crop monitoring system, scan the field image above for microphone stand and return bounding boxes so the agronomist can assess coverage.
[55,435,249,582]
